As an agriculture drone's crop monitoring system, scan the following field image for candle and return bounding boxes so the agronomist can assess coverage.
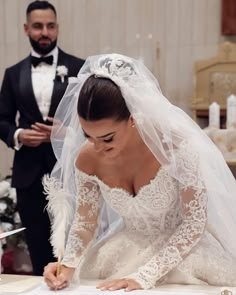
[227,94,236,129]
[209,102,220,128]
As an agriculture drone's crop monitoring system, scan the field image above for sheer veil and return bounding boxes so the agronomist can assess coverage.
[45,53,236,260]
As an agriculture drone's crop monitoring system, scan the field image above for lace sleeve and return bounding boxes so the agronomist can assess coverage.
[62,170,102,268]
[126,142,208,289]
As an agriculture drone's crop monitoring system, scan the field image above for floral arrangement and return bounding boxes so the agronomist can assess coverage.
[56,65,68,83]
[0,177,30,273]
[0,177,26,250]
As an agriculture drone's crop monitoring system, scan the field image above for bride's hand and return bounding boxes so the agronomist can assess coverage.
[43,262,75,290]
[96,278,142,291]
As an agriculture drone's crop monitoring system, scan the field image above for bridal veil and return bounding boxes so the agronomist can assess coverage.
[45,53,236,261]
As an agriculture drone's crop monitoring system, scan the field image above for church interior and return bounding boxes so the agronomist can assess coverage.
[0,0,236,293]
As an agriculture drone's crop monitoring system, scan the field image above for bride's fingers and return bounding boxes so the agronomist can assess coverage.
[97,279,128,291]
[97,279,142,292]
[108,280,128,291]
[124,279,142,291]
[44,278,55,289]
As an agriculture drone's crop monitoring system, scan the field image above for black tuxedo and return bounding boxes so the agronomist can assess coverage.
[0,48,85,275]
[0,48,84,188]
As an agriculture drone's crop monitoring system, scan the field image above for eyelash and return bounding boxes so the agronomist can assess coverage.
[103,137,113,143]
[84,134,113,143]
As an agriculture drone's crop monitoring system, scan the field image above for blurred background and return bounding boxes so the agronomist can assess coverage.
[0,0,234,177]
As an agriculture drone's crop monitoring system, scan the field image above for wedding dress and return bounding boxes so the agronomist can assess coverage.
[44,53,236,290]
[60,165,236,289]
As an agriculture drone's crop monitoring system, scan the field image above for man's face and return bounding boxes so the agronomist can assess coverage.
[24,8,58,55]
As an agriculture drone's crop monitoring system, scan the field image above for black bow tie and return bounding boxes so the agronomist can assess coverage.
[31,55,53,67]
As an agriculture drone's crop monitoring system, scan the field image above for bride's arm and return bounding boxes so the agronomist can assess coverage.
[126,179,207,289]
[62,170,102,268]
[44,169,102,289]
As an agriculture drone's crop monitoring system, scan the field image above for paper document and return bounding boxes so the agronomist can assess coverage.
[0,227,26,239]
[0,276,43,293]
[21,283,207,295]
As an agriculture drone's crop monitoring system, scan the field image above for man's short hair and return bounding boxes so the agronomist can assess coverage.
[26,1,57,17]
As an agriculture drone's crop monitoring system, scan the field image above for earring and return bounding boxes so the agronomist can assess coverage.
[132,124,135,128]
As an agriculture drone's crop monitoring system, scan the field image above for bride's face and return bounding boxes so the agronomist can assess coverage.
[79,117,133,158]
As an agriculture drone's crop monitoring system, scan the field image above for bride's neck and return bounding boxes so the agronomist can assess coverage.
[121,129,150,160]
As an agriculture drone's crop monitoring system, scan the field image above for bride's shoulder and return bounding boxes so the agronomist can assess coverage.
[75,142,99,175]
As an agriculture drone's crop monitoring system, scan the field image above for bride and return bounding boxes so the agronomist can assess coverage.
[43,53,236,291]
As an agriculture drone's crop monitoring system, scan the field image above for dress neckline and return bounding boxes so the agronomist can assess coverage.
[76,166,165,198]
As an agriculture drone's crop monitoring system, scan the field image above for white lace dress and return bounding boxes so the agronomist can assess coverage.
[61,167,236,289]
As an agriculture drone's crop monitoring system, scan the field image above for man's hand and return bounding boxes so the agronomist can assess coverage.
[96,278,142,292]
[18,129,48,147]
[31,122,53,143]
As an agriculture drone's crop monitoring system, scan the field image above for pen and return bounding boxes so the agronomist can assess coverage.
[0,227,26,239]
[56,255,61,277]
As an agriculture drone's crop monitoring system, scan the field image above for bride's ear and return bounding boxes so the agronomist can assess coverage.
[129,116,135,128]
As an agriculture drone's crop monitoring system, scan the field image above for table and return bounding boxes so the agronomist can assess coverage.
[0,274,43,294]
[0,274,235,295]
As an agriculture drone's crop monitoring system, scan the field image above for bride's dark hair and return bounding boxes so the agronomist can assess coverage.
[77,75,130,121]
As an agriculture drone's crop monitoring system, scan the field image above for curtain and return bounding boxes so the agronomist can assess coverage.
[222,0,236,35]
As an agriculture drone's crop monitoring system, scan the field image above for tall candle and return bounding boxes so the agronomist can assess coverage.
[209,102,220,128]
[227,94,236,128]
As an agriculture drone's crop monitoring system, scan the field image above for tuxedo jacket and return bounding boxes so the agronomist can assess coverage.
[0,48,85,189]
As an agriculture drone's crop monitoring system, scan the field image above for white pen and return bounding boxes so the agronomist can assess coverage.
[0,227,26,239]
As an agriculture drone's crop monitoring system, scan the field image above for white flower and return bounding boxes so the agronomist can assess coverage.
[1,222,13,232]
[56,65,68,82]
[0,203,7,213]
[0,181,10,198]
[8,188,16,203]
[14,212,21,224]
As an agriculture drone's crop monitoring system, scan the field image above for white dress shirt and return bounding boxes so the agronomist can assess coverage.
[14,47,59,150]
[31,47,58,120]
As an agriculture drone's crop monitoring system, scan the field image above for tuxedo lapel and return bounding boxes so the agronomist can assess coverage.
[19,56,43,122]
[48,49,69,117]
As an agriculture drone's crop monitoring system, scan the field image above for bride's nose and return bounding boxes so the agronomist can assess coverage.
[93,141,105,152]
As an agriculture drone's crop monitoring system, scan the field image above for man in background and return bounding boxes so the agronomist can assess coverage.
[0,0,84,275]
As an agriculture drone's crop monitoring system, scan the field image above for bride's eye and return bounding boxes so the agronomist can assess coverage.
[83,133,94,143]
[103,137,113,143]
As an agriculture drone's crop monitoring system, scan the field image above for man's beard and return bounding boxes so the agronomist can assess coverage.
[29,37,57,55]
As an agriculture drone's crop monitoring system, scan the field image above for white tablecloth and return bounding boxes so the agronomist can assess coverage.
[0,274,235,295]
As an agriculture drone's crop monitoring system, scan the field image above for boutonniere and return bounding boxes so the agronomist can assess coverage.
[56,65,68,83]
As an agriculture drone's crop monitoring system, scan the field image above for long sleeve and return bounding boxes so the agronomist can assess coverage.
[126,184,207,289]
[62,170,102,268]
[126,143,208,289]
[0,69,18,148]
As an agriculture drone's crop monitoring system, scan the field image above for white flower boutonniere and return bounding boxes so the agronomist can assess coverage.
[56,65,68,83]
